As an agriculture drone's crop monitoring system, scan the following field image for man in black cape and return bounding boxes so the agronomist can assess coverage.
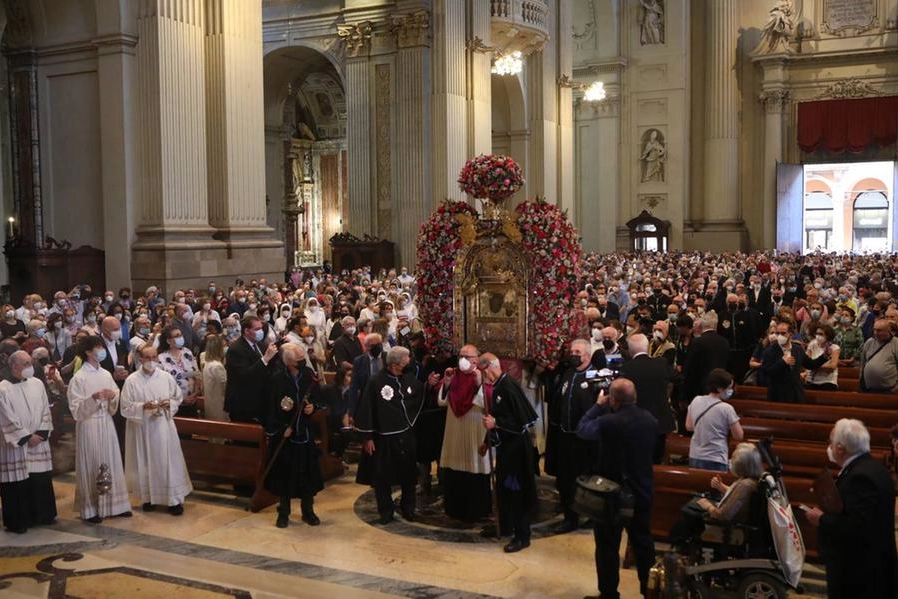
[264,343,323,528]
[481,353,539,553]
[354,346,425,524]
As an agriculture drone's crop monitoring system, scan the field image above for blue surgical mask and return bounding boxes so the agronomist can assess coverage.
[95,348,108,362]
[254,329,264,343]
[173,337,185,348]
[721,388,734,400]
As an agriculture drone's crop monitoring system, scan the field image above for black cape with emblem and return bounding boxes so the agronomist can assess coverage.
[490,373,539,513]
[544,366,599,479]
[354,369,425,487]
[262,364,324,498]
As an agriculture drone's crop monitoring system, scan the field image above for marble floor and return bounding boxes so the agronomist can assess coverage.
[1,469,826,599]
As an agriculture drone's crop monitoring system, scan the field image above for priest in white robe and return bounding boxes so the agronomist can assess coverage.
[67,336,131,523]
[0,351,56,533]
[120,345,192,514]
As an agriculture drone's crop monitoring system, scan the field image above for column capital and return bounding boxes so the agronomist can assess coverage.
[758,88,791,114]
[391,10,430,49]
[92,34,139,56]
[337,21,373,58]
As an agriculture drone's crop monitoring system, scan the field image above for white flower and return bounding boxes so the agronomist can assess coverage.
[381,385,394,401]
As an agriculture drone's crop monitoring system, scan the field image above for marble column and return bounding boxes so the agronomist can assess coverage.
[759,87,790,250]
[393,9,431,267]
[527,8,558,203]
[555,1,574,213]
[341,22,374,236]
[467,0,491,155]
[701,0,745,248]
[94,34,138,289]
[204,0,280,250]
[430,0,467,203]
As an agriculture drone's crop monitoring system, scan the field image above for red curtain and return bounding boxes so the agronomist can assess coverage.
[797,96,898,154]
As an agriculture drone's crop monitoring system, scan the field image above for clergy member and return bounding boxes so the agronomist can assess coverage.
[264,343,323,528]
[67,336,131,523]
[481,353,539,553]
[0,351,56,533]
[437,344,492,521]
[354,345,425,524]
[120,344,193,515]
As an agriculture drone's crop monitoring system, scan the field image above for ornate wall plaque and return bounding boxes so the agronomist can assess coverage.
[822,0,877,35]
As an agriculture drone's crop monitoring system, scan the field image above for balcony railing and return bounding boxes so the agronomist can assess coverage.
[489,0,549,55]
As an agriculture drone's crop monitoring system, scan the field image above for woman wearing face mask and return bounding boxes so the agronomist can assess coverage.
[157,326,201,417]
[304,298,326,341]
[201,334,227,426]
[804,324,840,391]
[22,319,50,355]
[834,307,863,367]
[0,303,27,343]
[191,299,221,333]
[81,309,101,336]
[649,320,676,365]
[298,326,326,380]
[274,303,293,334]
[685,368,744,472]
[44,313,71,363]
[800,302,827,343]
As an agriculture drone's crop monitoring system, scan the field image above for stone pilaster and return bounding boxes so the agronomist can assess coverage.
[94,34,138,288]
[527,7,558,202]
[340,21,373,235]
[699,0,746,249]
[467,0,491,155]
[393,9,430,267]
[430,0,467,203]
[556,1,574,212]
[759,87,790,249]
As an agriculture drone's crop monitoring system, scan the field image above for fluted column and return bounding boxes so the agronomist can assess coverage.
[135,0,211,233]
[393,9,431,267]
[204,0,271,235]
[703,0,740,223]
[467,0,491,155]
[760,88,789,249]
[431,0,467,203]
[341,22,373,236]
[527,6,559,202]
[556,0,574,212]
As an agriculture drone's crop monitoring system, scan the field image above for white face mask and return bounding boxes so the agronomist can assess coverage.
[768,333,777,343]
[110,330,122,341]
[4,311,13,320]
[815,334,826,345]
[592,328,602,340]
[653,330,665,342]
[304,336,314,344]
[458,357,473,372]
[141,360,157,374]
[20,365,34,379]
[776,334,788,346]
[826,445,836,464]
[721,388,734,400]
[344,326,356,335]
[308,305,318,313]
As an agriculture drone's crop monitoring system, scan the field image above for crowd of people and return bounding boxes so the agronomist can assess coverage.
[0,251,897,598]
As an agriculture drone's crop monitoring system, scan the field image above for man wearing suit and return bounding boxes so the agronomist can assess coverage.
[618,333,677,464]
[224,315,278,423]
[99,316,130,450]
[347,333,384,419]
[804,419,897,599]
[576,378,658,599]
[746,274,773,323]
[681,312,730,407]
[760,319,825,404]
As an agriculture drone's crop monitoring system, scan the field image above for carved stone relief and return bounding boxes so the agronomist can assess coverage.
[572,0,597,50]
[639,128,666,183]
[754,0,795,55]
[816,78,880,99]
[638,0,664,45]
[821,0,877,36]
[758,88,791,114]
[639,194,666,210]
[392,10,430,48]
[337,21,373,58]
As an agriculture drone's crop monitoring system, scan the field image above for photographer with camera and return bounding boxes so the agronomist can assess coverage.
[546,339,603,533]
[576,378,658,599]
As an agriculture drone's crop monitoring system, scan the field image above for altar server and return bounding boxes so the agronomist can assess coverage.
[120,344,193,515]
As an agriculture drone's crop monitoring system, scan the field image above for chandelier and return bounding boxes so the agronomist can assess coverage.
[583,81,606,102]
[491,51,523,76]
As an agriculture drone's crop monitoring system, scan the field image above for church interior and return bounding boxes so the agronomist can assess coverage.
[1,1,897,598]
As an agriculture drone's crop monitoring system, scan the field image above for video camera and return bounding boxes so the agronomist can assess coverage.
[584,367,619,391]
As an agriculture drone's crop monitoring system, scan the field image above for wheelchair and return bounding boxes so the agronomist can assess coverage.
[648,440,804,599]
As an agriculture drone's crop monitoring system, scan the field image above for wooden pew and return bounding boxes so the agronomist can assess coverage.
[175,411,347,512]
[652,465,820,558]
[739,416,894,448]
[840,366,860,379]
[736,384,898,410]
[729,398,898,429]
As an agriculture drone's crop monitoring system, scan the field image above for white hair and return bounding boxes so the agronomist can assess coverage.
[385,345,410,366]
[730,443,763,479]
[831,419,871,454]
[628,333,649,355]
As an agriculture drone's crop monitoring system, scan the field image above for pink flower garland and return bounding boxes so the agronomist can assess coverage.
[515,198,583,368]
[458,154,524,201]
[416,201,479,355]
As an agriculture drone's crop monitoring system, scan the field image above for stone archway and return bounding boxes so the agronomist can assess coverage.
[263,45,346,268]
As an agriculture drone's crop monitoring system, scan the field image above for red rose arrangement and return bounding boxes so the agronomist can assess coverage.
[457,154,524,201]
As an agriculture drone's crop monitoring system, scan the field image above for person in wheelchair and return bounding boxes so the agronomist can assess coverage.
[670,442,766,556]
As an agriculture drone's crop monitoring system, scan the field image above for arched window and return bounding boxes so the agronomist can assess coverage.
[803,191,833,251]
[852,191,890,252]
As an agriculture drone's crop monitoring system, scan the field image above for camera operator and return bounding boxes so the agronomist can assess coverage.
[546,339,603,533]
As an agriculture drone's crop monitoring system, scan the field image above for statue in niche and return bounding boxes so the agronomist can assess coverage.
[755,0,794,55]
[639,0,664,45]
[640,129,666,183]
